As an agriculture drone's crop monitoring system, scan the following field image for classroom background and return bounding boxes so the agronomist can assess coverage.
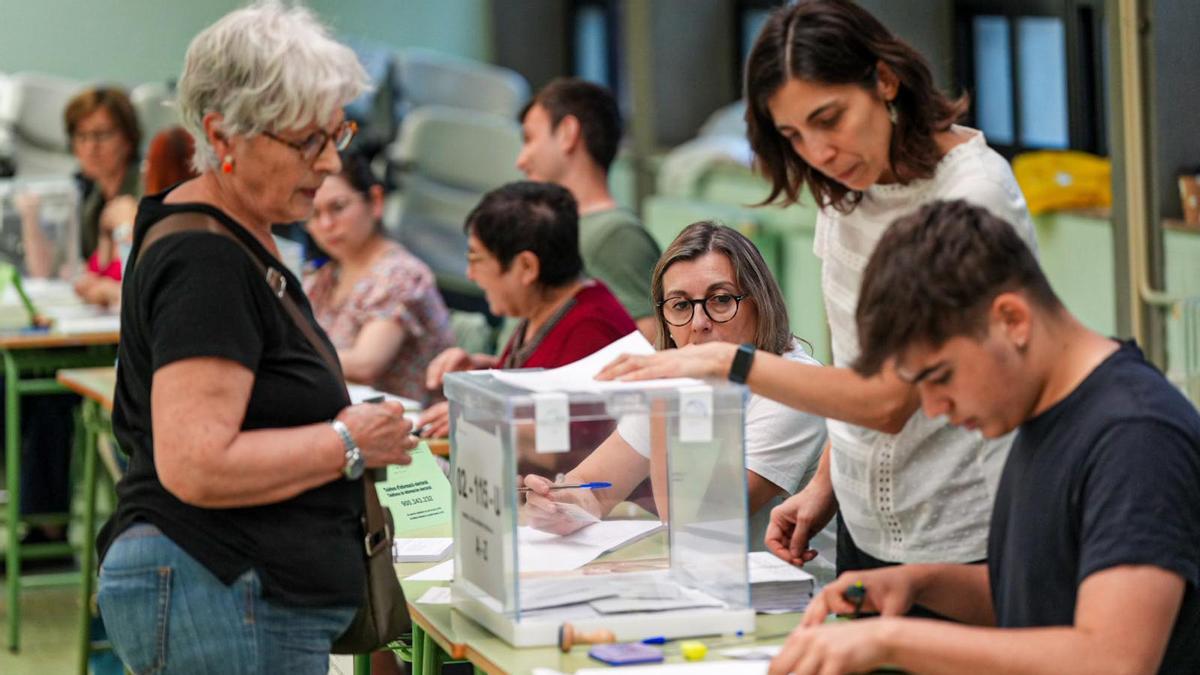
[0,0,1198,673]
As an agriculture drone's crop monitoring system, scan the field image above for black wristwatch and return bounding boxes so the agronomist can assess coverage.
[728,343,756,384]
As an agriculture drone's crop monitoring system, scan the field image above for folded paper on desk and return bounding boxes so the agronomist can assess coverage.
[491,331,702,393]
[405,558,454,582]
[519,519,663,573]
[415,587,451,605]
[392,537,452,563]
[404,519,664,582]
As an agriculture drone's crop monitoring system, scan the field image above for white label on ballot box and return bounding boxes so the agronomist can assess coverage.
[453,418,509,601]
[532,392,570,453]
[679,385,714,443]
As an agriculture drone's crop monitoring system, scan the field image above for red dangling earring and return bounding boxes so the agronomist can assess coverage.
[221,155,234,174]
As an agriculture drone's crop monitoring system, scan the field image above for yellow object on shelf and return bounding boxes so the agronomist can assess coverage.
[680,640,708,661]
[1012,150,1112,215]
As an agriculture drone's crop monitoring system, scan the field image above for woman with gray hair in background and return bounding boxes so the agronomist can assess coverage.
[95,3,415,672]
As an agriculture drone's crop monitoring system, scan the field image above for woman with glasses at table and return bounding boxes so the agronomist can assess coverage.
[524,221,830,568]
[17,87,141,288]
[304,152,455,405]
[95,5,415,673]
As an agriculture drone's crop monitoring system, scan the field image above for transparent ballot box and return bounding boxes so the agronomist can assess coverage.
[444,369,755,647]
[0,176,81,279]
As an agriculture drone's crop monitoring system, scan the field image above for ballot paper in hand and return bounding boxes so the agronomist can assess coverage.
[491,331,702,392]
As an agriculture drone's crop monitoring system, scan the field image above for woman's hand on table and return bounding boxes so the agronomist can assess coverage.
[425,347,474,390]
[595,342,738,382]
[414,401,450,439]
[337,400,417,466]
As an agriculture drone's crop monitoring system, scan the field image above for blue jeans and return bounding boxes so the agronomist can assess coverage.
[98,523,357,674]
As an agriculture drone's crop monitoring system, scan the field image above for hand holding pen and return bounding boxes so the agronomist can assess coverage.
[521,474,609,536]
[518,481,612,493]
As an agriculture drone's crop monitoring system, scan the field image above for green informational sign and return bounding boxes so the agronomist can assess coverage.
[376,442,452,535]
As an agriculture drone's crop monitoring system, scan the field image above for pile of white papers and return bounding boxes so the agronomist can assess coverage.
[392,537,452,563]
[748,551,815,614]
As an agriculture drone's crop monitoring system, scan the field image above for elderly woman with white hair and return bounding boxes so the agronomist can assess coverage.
[94,4,416,672]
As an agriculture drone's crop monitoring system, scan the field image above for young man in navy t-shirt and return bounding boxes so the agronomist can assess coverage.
[766,199,1200,675]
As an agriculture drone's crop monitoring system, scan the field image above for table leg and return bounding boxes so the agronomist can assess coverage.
[76,400,99,674]
[4,349,22,653]
[422,629,442,674]
[410,623,426,675]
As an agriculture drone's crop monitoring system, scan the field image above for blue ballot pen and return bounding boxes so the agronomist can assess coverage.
[517,481,613,493]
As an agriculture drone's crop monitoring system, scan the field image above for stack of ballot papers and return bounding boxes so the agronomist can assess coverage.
[392,537,453,563]
[748,551,816,613]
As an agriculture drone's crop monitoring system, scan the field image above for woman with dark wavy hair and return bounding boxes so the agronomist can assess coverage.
[601,0,1037,591]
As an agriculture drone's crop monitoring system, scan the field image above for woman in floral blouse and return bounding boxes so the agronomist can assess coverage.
[304,153,455,403]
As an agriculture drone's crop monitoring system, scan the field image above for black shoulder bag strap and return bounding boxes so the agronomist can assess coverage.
[137,211,409,652]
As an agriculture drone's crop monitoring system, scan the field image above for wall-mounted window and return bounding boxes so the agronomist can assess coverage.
[569,0,620,93]
[956,0,1106,158]
[735,0,786,94]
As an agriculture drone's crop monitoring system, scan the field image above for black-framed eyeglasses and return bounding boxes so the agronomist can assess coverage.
[657,293,748,327]
[263,120,357,162]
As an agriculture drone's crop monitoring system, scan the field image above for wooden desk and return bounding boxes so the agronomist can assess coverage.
[1,331,118,653]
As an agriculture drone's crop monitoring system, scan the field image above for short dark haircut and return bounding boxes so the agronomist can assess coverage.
[464,181,583,288]
[745,0,968,212]
[854,199,1061,377]
[521,77,622,173]
[64,86,142,158]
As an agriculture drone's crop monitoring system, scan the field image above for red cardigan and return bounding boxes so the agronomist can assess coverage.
[498,280,636,369]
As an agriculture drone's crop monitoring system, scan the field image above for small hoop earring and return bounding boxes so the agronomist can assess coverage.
[887,101,899,125]
[221,155,234,174]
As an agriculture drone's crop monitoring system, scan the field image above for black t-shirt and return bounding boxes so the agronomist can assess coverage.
[989,341,1200,673]
[97,193,364,608]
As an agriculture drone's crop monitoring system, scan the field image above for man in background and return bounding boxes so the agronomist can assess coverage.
[518,77,660,340]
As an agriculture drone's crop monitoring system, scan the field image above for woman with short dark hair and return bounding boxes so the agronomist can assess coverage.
[417,180,636,438]
[601,0,1038,587]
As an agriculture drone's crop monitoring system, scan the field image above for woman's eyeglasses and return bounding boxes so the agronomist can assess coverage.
[263,120,357,163]
[657,293,747,327]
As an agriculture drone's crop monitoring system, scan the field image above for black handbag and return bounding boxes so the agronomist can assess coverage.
[138,211,412,653]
